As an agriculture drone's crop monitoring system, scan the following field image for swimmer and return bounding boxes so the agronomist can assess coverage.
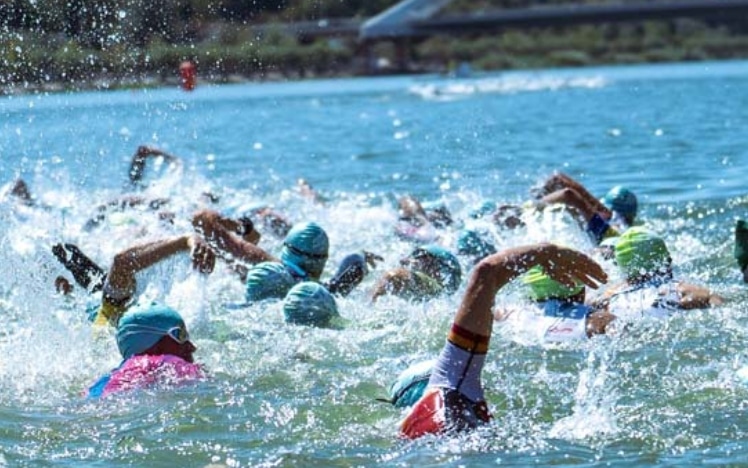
[394,195,454,243]
[495,265,615,343]
[53,215,246,298]
[533,172,638,244]
[192,209,380,303]
[590,227,723,320]
[283,281,340,327]
[127,145,181,189]
[86,303,204,398]
[381,359,436,408]
[91,233,215,327]
[370,245,462,303]
[398,243,607,438]
[456,229,497,265]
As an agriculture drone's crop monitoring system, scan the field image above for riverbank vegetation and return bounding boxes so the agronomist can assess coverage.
[2,0,748,94]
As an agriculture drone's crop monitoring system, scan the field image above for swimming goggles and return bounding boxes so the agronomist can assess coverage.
[284,243,328,260]
[120,325,190,344]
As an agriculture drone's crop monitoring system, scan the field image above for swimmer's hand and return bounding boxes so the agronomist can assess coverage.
[540,245,608,291]
[188,235,216,275]
[363,251,384,270]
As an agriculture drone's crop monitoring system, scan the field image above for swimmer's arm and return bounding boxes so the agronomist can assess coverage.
[673,283,724,309]
[457,244,608,337]
[128,145,181,183]
[192,209,276,265]
[541,187,608,224]
[370,268,415,303]
[397,195,430,226]
[326,251,382,297]
[106,234,214,299]
[541,173,609,216]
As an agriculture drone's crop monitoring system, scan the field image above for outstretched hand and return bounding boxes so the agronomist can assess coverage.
[189,235,216,275]
[363,251,384,269]
[540,245,608,291]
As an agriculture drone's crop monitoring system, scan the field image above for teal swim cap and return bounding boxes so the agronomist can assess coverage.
[280,222,329,280]
[456,229,496,261]
[388,359,434,408]
[614,227,671,280]
[245,262,297,302]
[601,186,637,224]
[116,302,186,360]
[469,200,497,219]
[283,282,339,327]
[410,245,462,293]
[522,265,584,301]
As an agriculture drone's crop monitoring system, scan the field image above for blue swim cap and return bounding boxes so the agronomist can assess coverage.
[456,229,497,261]
[388,359,435,408]
[601,186,637,224]
[245,262,297,302]
[283,282,339,327]
[411,245,462,293]
[280,222,329,280]
[116,302,186,360]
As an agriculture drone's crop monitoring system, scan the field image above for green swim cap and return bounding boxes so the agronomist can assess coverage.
[735,220,748,269]
[116,302,186,360]
[602,186,637,224]
[522,265,583,301]
[283,282,339,327]
[614,227,671,279]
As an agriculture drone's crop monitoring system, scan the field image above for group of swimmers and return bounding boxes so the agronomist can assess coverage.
[6,144,745,440]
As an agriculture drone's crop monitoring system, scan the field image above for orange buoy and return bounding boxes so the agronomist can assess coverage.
[179,60,196,91]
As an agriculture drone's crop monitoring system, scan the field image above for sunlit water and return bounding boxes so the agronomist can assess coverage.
[1,60,748,466]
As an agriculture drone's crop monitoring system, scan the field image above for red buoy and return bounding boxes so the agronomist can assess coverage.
[179,60,196,91]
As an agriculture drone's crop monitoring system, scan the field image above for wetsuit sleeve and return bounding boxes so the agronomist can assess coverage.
[587,213,619,244]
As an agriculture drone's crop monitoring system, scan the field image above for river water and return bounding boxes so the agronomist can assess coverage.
[0,60,747,466]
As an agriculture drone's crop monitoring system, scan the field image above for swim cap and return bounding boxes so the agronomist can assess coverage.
[735,220,748,269]
[456,229,497,261]
[116,302,186,360]
[280,222,329,279]
[601,186,637,224]
[614,227,671,279]
[469,200,497,219]
[245,262,297,302]
[522,265,583,301]
[283,282,339,327]
[388,359,435,408]
[410,245,462,293]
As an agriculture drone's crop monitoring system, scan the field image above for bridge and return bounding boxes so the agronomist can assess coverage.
[360,0,748,40]
[252,0,748,72]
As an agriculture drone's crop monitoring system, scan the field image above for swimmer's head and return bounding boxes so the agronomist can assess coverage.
[245,262,297,302]
[614,227,672,282]
[387,359,435,408]
[280,222,329,280]
[404,245,462,293]
[116,302,194,363]
[523,265,584,301]
[601,186,637,225]
[456,229,497,263]
[283,281,339,327]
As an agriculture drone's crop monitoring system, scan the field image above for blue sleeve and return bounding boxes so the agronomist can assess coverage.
[86,373,112,399]
[587,213,612,244]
